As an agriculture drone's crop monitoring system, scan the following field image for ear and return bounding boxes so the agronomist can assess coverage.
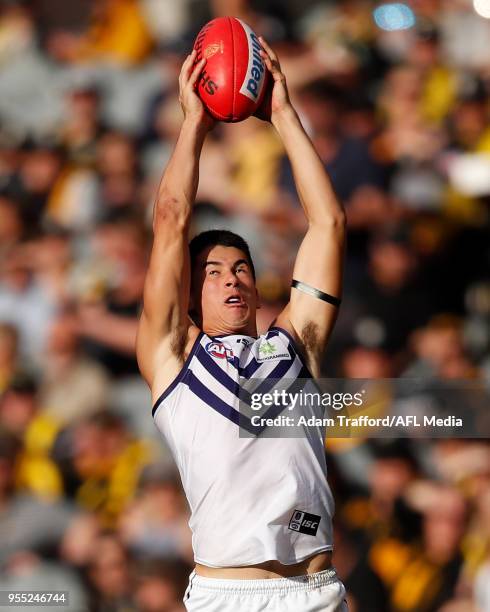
[255,287,261,309]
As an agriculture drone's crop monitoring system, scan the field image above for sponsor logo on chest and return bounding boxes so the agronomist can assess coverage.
[256,339,290,362]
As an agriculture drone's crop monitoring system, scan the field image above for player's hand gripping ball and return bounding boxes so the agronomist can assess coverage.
[193,17,269,122]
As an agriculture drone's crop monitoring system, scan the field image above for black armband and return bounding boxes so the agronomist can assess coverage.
[291,279,342,307]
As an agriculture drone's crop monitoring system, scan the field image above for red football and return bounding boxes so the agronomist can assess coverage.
[193,17,269,122]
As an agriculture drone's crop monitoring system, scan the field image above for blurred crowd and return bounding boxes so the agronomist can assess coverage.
[0,0,489,610]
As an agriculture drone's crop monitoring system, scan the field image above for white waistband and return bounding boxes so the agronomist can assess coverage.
[189,568,339,595]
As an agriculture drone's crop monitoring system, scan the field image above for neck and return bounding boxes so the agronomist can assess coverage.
[203,322,257,338]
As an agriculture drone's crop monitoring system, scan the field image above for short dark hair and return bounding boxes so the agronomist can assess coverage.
[189,230,256,280]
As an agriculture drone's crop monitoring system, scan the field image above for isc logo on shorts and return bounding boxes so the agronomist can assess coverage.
[288,510,321,536]
[205,342,234,361]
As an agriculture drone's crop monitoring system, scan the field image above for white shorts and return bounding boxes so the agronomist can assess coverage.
[183,568,348,612]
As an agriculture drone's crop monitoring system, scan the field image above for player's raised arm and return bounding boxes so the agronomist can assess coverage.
[258,38,346,376]
[137,52,213,387]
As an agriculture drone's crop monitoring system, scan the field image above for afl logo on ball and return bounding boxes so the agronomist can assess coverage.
[206,342,234,361]
[204,41,223,59]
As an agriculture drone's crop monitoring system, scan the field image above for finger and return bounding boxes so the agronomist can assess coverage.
[187,57,206,88]
[260,50,283,81]
[259,49,275,70]
[253,79,272,122]
[180,51,195,77]
[179,50,197,85]
[258,36,279,66]
[178,55,191,88]
[260,50,274,73]
[182,50,197,80]
[259,48,280,67]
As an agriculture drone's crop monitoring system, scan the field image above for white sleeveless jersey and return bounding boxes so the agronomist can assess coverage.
[152,326,335,568]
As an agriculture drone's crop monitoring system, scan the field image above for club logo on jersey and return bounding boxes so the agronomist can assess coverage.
[204,41,224,59]
[206,341,234,361]
[288,510,321,536]
[257,339,289,362]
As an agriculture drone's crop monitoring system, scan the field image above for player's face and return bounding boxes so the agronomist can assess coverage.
[191,245,258,335]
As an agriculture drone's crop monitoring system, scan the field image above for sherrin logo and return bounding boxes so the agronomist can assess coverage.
[204,41,223,59]
[237,19,266,102]
[205,342,234,361]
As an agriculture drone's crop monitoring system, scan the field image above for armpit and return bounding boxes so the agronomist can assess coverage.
[301,320,320,355]
[170,326,188,361]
